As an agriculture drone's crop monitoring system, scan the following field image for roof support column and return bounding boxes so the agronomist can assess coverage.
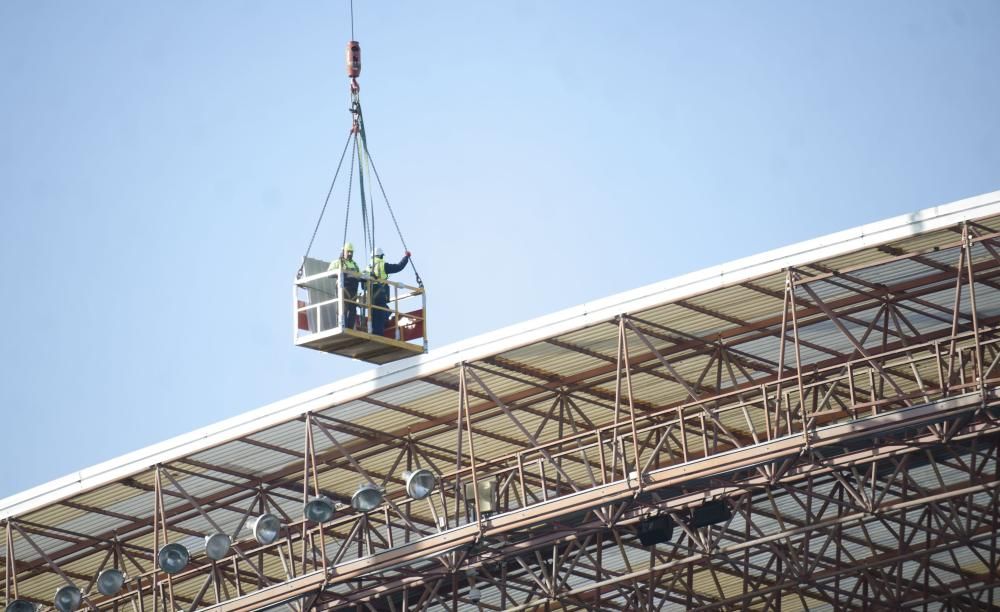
[300,414,315,576]
[459,364,483,533]
[787,271,809,443]
[775,273,791,439]
[992,441,999,606]
[452,364,465,529]
[4,519,16,603]
[964,223,985,394]
[620,317,642,486]
[946,228,969,391]
[152,465,162,612]
[306,414,328,573]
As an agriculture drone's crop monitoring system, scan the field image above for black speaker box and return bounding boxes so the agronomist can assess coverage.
[690,500,731,528]
[637,515,675,546]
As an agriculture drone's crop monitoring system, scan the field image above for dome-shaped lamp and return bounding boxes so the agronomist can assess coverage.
[251,513,282,545]
[204,533,232,561]
[96,568,126,596]
[157,543,190,574]
[351,483,384,513]
[53,585,82,612]
[403,469,437,500]
[468,585,482,604]
[304,495,335,523]
[5,601,37,612]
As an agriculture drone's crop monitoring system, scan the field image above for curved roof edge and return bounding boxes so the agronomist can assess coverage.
[3,189,999,520]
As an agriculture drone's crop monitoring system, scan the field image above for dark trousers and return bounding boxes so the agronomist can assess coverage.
[371,286,389,336]
[343,288,358,330]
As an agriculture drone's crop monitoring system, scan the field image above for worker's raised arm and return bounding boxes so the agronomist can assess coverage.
[384,251,411,274]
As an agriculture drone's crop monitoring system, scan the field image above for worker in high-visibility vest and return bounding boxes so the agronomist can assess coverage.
[329,242,361,329]
[366,247,411,335]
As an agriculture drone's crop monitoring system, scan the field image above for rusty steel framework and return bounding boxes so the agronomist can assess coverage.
[4,192,1000,611]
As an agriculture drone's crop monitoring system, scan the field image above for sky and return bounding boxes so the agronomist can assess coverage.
[1,1,998,499]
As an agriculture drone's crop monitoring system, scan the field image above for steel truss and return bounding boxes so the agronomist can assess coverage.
[5,219,1000,610]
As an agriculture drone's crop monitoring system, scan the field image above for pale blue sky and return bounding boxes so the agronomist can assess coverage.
[1,1,998,498]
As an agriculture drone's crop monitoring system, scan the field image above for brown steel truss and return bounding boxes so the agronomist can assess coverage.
[4,220,1000,610]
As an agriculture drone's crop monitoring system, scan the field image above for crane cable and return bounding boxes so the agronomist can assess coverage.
[353,87,421,286]
[355,98,373,264]
[340,133,358,258]
[361,130,424,287]
[298,131,353,278]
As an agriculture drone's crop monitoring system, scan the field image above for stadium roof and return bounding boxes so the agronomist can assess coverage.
[5,189,999,520]
[2,188,1000,610]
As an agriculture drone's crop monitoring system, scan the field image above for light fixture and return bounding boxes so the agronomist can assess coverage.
[468,585,482,603]
[403,469,437,500]
[304,495,335,523]
[251,513,282,544]
[637,515,674,547]
[464,480,497,515]
[466,567,481,603]
[96,568,126,596]
[690,501,731,528]
[204,533,232,561]
[351,483,384,513]
[157,543,190,574]
[53,585,82,612]
[5,601,36,612]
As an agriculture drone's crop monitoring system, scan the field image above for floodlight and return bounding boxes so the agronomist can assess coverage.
[304,495,335,523]
[53,585,82,612]
[350,483,384,513]
[96,568,126,596]
[204,533,232,561]
[5,600,36,612]
[403,469,437,500]
[251,513,282,545]
[157,543,190,574]
[465,567,480,602]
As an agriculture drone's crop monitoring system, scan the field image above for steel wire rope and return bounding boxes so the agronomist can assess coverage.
[354,105,422,286]
[365,150,423,287]
[353,95,377,266]
[356,121,372,265]
[363,121,375,260]
[299,130,354,278]
[341,133,358,254]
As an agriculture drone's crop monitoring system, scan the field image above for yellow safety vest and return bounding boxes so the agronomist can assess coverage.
[329,257,360,273]
[368,257,387,281]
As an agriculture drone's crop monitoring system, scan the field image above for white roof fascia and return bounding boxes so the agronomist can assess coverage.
[2,189,999,520]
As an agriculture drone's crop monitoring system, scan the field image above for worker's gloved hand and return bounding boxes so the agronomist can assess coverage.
[405,251,411,257]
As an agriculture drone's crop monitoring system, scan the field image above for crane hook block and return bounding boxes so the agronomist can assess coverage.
[346,41,361,78]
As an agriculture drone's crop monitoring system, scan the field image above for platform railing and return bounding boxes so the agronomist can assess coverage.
[294,267,426,348]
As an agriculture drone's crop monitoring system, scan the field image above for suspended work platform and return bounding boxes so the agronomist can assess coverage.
[294,257,427,364]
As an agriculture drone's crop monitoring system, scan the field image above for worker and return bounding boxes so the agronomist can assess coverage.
[329,242,361,329]
[366,247,411,335]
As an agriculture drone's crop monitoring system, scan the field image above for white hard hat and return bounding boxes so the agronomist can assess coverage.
[374,247,384,258]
